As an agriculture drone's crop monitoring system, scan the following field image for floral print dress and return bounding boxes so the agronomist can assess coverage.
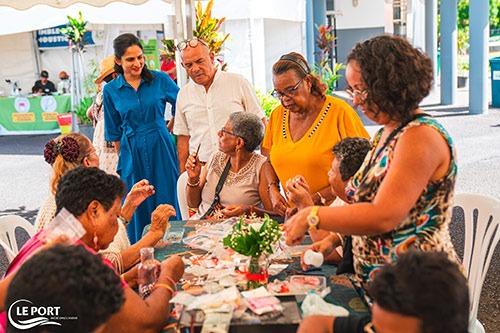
[346,116,460,285]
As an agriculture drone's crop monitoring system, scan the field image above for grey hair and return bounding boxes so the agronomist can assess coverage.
[229,112,264,152]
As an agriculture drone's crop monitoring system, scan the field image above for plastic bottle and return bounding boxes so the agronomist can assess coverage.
[138,247,157,299]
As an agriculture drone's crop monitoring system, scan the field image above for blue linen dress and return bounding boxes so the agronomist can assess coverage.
[103,70,180,243]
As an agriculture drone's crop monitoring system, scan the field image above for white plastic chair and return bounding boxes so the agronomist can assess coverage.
[0,238,17,263]
[453,193,500,333]
[177,171,190,220]
[0,215,36,262]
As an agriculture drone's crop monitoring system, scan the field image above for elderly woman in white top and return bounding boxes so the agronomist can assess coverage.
[185,112,275,219]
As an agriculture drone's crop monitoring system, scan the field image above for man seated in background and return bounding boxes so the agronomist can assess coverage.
[5,244,124,333]
[32,70,56,94]
[58,70,70,93]
[297,250,469,333]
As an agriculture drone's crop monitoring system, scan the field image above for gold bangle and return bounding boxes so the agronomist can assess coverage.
[152,283,175,295]
[186,178,200,187]
[267,181,279,193]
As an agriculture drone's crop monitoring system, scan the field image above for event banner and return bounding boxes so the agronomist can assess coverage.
[0,95,71,135]
[37,25,95,49]
[139,30,160,71]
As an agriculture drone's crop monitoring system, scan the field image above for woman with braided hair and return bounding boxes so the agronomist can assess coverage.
[34,133,175,278]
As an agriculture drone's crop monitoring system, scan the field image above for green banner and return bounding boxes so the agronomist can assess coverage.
[140,34,160,71]
[0,94,71,135]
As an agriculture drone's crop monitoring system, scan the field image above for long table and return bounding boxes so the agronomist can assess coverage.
[0,94,71,135]
[152,220,369,333]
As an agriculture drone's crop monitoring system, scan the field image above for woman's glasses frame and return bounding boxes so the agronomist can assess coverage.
[271,77,305,100]
[220,127,239,138]
[176,37,208,52]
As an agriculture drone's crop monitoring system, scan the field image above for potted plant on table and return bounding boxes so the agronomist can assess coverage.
[223,215,281,290]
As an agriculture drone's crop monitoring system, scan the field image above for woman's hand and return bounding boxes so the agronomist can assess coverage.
[269,186,288,216]
[222,204,249,217]
[149,204,176,237]
[284,207,311,246]
[126,179,155,208]
[185,152,202,181]
[286,175,314,210]
[300,235,336,270]
[160,255,185,283]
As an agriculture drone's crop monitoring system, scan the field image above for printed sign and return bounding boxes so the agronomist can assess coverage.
[140,31,160,70]
[14,98,30,113]
[493,71,500,80]
[37,25,95,49]
[40,96,58,112]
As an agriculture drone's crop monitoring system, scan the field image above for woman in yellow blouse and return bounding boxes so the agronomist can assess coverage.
[261,52,369,216]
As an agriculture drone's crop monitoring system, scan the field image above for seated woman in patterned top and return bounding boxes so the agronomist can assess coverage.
[185,112,275,219]
[284,35,460,287]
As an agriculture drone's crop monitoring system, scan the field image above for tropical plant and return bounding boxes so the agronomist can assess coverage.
[313,24,343,94]
[194,0,229,68]
[60,11,87,51]
[160,39,176,61]
[74,96,93,125]
[256,89,280,119]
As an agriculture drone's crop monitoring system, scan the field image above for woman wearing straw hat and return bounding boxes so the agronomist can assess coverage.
[87,55,119,175]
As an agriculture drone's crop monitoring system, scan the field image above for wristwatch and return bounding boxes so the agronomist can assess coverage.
[307,206,320,230]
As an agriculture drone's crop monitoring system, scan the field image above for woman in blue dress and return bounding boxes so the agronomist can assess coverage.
[104,33,180,243]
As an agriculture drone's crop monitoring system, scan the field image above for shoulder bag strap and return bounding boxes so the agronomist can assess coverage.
[200,158,232,219]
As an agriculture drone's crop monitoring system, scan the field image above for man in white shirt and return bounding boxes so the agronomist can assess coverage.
[173,38,265,172]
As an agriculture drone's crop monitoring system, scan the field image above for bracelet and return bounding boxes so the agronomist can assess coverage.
[118,215,131,227]
[152,283,175,295]
[267,181,279,193]
[186,178,200,187]
[159,275,178,292]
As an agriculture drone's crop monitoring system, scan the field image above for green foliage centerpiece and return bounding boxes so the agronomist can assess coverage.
[223,215,281,289]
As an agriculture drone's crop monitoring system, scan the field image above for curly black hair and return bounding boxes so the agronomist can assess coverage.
[333,137,371,181]
[55,166,126,218]
[6,244,125,333]
[346,35,433,122]
[369,250,469,333]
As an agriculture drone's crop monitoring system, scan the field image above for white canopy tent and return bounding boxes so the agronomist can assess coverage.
[0,0,306,95]
[0,0,176,95]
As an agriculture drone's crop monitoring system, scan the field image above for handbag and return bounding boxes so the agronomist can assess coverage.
[200,158,231,219]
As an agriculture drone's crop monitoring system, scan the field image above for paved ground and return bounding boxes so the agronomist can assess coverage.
[0,87,499,331]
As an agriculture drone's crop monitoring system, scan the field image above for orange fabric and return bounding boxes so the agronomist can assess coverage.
[262,95,369,194]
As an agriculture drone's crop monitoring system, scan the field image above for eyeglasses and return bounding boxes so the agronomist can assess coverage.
[271,77,305,100]
[176,37,208,52]
[220,127,238,137]
[345,86,369,104]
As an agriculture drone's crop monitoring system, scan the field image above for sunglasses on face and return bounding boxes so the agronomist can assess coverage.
[345,86,369,104]
[176,37,208,52]
[271,77,305,100]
